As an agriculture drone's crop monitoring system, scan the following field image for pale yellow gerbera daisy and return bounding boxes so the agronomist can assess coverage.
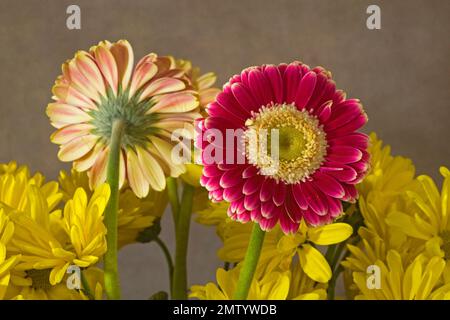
[47,40,200,197]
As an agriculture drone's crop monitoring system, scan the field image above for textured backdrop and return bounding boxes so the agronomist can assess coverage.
[0,0,448,299]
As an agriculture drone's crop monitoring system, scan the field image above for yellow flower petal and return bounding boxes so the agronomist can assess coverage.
[298,244,331,283]
[93,42,119,95]
[148,92,199,114]
[57,135,99,162]
[136,146,165,192]
[50,123,94,145]
[127,148,150,198]
[47,103,92,128]
[307,223,353,245]
[109,40,134,90]
[139,77,185,102]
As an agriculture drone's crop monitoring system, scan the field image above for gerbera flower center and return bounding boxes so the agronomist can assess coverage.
[26,269,52,290]
[90,89,157,148]
[244,103,327,184]
[440,230,450,259]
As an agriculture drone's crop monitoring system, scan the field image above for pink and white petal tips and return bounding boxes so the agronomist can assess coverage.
[199,62,369,234]
[46,40,201,198]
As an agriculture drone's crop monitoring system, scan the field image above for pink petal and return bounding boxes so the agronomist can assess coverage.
[244,192,260,211]
[216,87,250,119]
[219,168,244,188]
[231,83,259,113]
[320,163,358,182]
[283,64,302,103]
[326,100,364,129]
[260,178,275,202]
[203,165,222,177]
[302,182,328,216]
[261,200,275,219]
[242,165,258,178]
[318,101,333,123]
[327,146,363,164]
[327,113,368,137]
[264,64,283,103]
[223,185,244,202]
[295,71,317,110]
[279,210,299,234]
[292,184,308,210]
[328,133,369,150]
[327,196,343,218]
[313,172,345,198]
[303,208,321,226]
[342,184,358,202]
[273,182,287,206]
[248,69,274,106]
[243,176,263,195]
[259,215,279,231]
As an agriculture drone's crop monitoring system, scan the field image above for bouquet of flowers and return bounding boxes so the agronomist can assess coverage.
[0,40,448,300]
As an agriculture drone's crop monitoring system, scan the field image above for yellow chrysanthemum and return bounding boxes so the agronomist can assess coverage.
[0,210,20,299]
[6,184,109,286]
[386,167,450,260]
[352,250,450,300]
[0,161,20,175]
[0,166,110,294]
[218,220,352,283]
[358,133,416,200]
[190,261,326,300]
[356,133,417,240]
[8,266,104,300]
[0,166,62,215]
[59,169,167,247]
[47,40,201,197]
[173,58,220,111]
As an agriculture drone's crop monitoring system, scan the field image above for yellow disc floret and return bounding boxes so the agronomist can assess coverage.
[245,103,327,184]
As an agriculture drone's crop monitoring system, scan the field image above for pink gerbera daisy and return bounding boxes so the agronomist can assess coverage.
[198,62,370,233]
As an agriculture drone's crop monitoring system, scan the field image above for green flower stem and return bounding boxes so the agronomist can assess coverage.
[167,177,180,222]
[80,270,94,300]
[233,223,266,300]
[103,119,124,300]
[155,236,174,290]
[172,184,194,300]
[327,241,348,299]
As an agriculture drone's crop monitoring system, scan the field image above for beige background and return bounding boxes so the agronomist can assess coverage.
[0,0,448,299]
